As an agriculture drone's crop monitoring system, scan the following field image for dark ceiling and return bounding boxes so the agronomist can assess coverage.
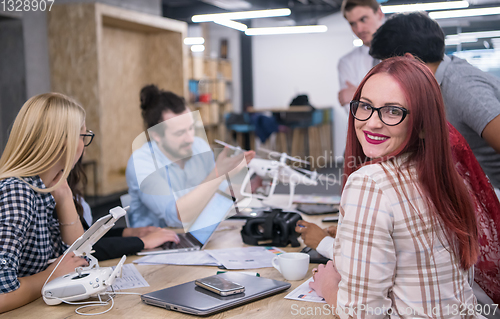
[162,0,500,51]
[162,0,500,25]
[162,0,343,25]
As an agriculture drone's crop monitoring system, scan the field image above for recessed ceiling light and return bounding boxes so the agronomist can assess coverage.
[192,8,291,23]
[245,25,328,36]
[214,19,248,31]
[382,1,469,14]
[446,30,500,41]
[429,6,500,19]
[445,37,477,45]
[191,45,205,52]
[184,37,205,45]
[353,39,363,47]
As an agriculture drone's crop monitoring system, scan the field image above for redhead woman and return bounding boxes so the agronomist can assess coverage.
[0,93,91,313]
[310,57,480,318]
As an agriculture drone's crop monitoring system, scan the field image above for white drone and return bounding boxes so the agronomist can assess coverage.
[215,140,327,207]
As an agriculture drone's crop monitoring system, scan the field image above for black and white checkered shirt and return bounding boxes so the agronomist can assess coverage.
[0,176,67,293]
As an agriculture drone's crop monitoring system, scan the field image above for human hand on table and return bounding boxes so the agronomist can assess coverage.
[295,220,329,249]
[309,260,340,306]
[46,252,89,281]
[140,228,180,249]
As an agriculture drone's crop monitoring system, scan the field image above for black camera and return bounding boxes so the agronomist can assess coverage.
[241,209,302,247]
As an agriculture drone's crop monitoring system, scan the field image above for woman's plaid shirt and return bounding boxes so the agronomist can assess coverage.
[334,159,477,318]
[0,176,67,293]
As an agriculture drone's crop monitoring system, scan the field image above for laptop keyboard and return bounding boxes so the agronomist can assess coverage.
[161,235,194,250]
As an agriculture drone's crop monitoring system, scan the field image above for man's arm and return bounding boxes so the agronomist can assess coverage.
[315,236,335,260]
[126,146,184,227]
[126,146,253,228]
[446,73,500,154]
[481,114,500,153]
[338,56,357,107]
[338,81,357,107]
[295,220,329,249]
[176,149,254,226]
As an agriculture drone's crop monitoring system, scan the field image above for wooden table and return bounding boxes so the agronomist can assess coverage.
[2,197,337,318]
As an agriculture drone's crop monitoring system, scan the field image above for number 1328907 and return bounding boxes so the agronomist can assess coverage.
[1,0,54,12]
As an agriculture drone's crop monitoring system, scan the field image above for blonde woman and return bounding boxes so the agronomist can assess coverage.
[0,93,91,313]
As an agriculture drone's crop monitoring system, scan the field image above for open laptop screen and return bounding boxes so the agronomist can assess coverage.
[188,191,235,245]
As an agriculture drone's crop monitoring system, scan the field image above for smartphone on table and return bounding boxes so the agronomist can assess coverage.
[195,275,245,296]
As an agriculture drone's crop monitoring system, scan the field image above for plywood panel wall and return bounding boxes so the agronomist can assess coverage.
[146,32,184,97]
[99,25,149,194]
[48,2,187,196]
[48,3,100,165]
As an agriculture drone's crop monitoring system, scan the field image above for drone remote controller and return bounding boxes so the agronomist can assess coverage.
[42,207,127,305]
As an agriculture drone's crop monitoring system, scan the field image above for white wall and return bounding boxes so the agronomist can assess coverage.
[23,11,51,98]
[252,12,356,159]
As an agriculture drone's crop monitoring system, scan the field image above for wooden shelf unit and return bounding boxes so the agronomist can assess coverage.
[187,56,234,146]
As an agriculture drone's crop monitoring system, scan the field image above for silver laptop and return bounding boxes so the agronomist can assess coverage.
[138,190,237,255]
[141,272,291,316]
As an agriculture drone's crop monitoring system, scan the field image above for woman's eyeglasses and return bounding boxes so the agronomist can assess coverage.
[350,100,410,126]
[80,130,95,147]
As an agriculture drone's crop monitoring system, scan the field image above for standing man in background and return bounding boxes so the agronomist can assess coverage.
[337,0,385,109]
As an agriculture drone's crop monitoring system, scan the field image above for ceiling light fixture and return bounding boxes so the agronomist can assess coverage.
[190,45,205,52]
[192,8,291,23]
[353,39,363,47]
[245,25,327,36]
[214,19,248,31]
[445,37,478,46]
[429,6,500,19]
[184,37,205,45]
[446,30,500,41]
[381,1,469,14]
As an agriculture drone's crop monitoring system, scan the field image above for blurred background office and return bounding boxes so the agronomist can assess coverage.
[1,0,499,212]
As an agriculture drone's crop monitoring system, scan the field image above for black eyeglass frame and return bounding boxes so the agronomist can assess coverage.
[80,130,95,147]
[350,100,410,126]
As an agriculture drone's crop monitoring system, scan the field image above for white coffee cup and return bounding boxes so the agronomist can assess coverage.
[272,252,310,281]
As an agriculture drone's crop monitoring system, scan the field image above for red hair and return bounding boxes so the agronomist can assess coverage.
[343,56,479,270]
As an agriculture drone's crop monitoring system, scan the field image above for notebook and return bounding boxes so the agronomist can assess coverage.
[141,272,291,316]
[138,190,237,255]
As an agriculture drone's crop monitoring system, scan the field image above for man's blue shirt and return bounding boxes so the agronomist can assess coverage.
[125,137,217,227]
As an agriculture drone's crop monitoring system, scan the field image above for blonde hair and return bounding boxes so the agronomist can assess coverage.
[0,93,86,193]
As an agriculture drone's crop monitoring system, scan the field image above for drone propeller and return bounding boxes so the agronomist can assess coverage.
[315,174,332,183]
[258,147,310,165]
[214,139,247,152]
[291,167,333,183]
[292,167,314,176]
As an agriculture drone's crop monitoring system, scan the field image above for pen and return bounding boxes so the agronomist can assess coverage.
[217,271,260,277]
